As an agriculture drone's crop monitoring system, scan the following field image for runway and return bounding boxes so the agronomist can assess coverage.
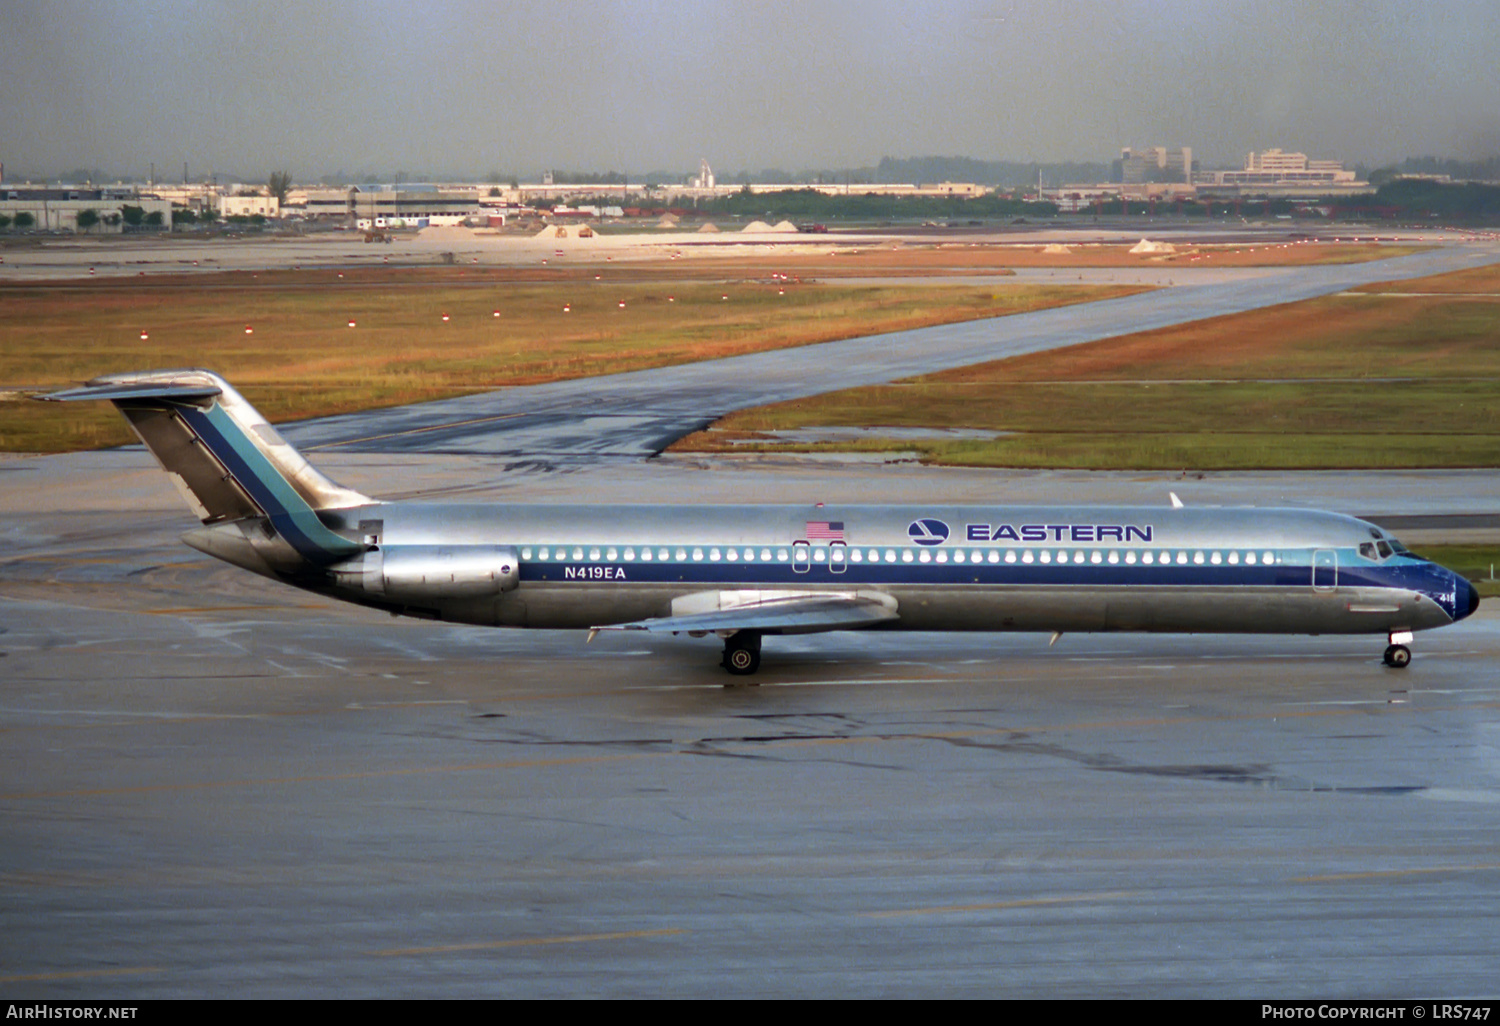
[4,238,1499,997]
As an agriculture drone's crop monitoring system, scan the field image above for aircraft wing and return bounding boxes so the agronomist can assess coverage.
[594,594,899,636]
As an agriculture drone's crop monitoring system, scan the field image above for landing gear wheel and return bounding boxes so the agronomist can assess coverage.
[722,632,762,676]
[1383,644,1411,668]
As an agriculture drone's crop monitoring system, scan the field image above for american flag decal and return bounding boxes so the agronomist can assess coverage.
[805,520,845,540]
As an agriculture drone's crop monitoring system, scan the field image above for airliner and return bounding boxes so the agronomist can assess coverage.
[44,370,1480,676]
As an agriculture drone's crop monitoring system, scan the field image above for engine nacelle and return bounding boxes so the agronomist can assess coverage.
[331,545,520,603]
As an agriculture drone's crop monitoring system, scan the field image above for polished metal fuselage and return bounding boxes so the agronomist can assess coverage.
[189,501,1474,638]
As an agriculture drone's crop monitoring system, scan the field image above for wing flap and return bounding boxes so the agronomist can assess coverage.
[595,594,899,635]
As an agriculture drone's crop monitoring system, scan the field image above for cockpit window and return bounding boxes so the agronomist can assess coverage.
[1359,542,1378,560]
[1376,540,1393,559]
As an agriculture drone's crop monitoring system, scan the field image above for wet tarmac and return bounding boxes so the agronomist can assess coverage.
[3,450,1498,998]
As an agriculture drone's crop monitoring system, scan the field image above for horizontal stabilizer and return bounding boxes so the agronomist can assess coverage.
[594,594,899,636]
[41,382,223,404]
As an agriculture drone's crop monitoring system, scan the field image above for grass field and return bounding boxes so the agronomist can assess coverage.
[0,271,1145,452]
[1409,545,1500,597]
[679,263,1500,469]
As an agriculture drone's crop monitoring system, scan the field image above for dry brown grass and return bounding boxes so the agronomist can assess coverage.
[1,271,1145,452]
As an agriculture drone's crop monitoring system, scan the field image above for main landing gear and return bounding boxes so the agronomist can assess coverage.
[721,631,762,676]
[1383,629,1413,669]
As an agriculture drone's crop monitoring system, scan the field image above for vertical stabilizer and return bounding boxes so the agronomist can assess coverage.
[42,369,368,563]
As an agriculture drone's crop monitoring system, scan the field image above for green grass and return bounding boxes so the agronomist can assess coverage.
[1409,545,1500,597]
[681,276,1500,469]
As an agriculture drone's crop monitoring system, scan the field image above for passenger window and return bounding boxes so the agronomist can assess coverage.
[675,548,687,561]
[988,551,1000,563]
[1005,551,1017,563]
[885,550,896,563]
[1074,552,1085,564]
[623,548,634,560]
[660,548,671,561]
[640,548,652,561]
[936,551,948,563]
[572,547,584,561]
[521,547,533,559]
[709,548,721,561]
[1263,551,1274,564]
[1040,551,1052,564]
[919,550,931,563]
[606,548,617,561]
[1193,552,1204,565]
[1022,550,1034,563]
[901,550,914,563]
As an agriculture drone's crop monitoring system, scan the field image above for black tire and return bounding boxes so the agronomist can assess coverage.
[722,633,762,676]
[1383,644,1411,669]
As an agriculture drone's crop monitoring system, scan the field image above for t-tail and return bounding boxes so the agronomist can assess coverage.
[42,369,371,577]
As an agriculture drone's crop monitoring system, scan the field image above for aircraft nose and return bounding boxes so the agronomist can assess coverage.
[1459,576,1481,620]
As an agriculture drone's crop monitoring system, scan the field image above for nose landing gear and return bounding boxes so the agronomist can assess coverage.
[1383,629,1413,669]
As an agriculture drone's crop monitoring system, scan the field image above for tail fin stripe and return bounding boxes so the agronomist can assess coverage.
[174,403,362,564]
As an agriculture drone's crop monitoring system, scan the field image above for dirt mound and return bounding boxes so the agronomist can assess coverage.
[1129,238,1176,254]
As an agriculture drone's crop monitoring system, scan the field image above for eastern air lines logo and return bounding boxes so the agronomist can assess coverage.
[907,518,950,546]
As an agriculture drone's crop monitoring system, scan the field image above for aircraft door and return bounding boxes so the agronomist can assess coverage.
[1313,549,1337,591]
[793,542,810,574]
[829,541,847,574]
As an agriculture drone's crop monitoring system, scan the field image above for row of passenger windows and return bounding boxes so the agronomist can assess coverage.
[520,545,1283,566]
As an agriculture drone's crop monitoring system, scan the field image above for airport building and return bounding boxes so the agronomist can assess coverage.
[1118,146,1193,184]
[219,192,280,219]
[294,185,487,225]
[0,187,173,232]
[1195,149,1366,195]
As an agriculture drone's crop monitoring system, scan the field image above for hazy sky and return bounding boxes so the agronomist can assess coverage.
[3,0,1497,181]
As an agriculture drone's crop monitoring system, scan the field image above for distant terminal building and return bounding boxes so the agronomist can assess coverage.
[1118,147,1193,184]
[1196,149,1366,195]
[219,192,280,219]
[0,186,172,232]
[301,185,485,226]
